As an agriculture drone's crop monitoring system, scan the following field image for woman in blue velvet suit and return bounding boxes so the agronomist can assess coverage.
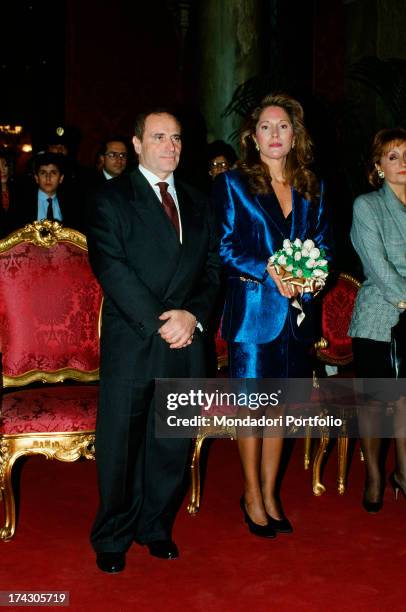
[214,93,331,538]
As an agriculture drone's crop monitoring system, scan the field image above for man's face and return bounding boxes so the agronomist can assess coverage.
[209,155,230,178]
[35,164,64,195]
[101,141,128,178]
[132,113,181,179]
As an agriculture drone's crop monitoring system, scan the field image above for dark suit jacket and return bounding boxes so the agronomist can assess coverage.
[7,185,84,234]
[87,168,221,380]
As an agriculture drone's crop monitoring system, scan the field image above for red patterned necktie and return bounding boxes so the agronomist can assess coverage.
[156,182,180,237]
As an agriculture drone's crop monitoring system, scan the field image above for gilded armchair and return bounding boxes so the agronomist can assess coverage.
[309,272,361,495]
[0,221,102,541]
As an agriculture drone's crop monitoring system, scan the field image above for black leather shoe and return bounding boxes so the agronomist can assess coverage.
[96,552,126,573]
[266,514,293,534]
[147,540,179,559]
[240,497,276,539]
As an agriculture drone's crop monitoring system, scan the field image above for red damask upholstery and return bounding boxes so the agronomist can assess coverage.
[0,386,98,434]
[0,242,101,378]
[316,273,361,365]
[0,222,102,541]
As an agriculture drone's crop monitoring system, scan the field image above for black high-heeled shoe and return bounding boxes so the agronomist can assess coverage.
[362,496,383,513]
[389,472,406,501]
[240,497,276,539]
[266,513,293,534]
[362,484,384,513]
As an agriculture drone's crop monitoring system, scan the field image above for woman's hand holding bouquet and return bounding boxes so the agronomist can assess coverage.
[267,238,328,296]
[267,238,329,324]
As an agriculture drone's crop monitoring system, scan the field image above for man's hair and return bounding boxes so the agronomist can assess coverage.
[134,107,181,140]
[98,137,128,157]
[33,152,65,175]
[207,140,238,166]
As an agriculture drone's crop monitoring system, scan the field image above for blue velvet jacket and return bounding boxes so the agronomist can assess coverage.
[213,169,331,344]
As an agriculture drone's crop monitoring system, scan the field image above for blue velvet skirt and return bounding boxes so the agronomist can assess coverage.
[228,319,313,379]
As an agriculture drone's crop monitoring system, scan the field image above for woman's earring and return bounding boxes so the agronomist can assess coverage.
[291,141,295,149]
[254,141,259,151]
[377,169,385,179]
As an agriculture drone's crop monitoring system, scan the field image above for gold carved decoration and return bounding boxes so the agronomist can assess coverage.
[0,432,95,541]
[0,221,87,252]
[3,368,99,389]
[188,420,236,514]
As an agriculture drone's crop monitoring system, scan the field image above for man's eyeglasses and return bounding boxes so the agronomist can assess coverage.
[104,152,127,160]
[210,161,229,169]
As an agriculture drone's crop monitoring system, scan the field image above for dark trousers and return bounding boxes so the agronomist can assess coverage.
[90,333,204,553]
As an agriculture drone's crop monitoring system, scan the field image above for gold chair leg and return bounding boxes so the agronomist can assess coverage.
[0,440,17,542]
[312,432,329,496]
[304,425,311,470]
[187,434,208,515]
[337,435,348,495]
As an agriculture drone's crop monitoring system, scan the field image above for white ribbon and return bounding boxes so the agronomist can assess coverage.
[291,297,305,326]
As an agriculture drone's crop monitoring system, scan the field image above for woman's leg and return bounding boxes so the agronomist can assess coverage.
[358,411,384,504]
[394,396,406,493]
[238,437,268,525]
[260,436,284,519]
[353,337,392,506]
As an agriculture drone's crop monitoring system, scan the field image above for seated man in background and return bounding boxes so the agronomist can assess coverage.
[8,152,81,232]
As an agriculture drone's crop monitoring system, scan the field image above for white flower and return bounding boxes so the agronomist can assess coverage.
[313,268,327,278]
[293,238,302,248]
[285,264,293,271]
[294,251,302,261]
[285,247,293,256]
[283,239,292,249]
[269,255,276,263]
[317,259,328,267]
[277,255,287,265]
[296,268,303,277]
[301,248,310,257]
[303,239,315,250]
[309,247,320,259]
[305,259,316,268]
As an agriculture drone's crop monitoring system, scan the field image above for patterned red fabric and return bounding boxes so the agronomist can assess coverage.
[319,276,359,364]
[0,386,98,434]
[0,242,102,378]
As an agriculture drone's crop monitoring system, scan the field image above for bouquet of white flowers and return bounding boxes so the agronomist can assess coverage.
[268,238,328,293]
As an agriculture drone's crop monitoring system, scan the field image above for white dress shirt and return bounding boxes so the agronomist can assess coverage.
[138,165,203,331]
[138,164,183,243]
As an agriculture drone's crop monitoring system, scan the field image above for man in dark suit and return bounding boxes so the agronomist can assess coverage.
[87,108,220,573]
[8,152,82,232]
